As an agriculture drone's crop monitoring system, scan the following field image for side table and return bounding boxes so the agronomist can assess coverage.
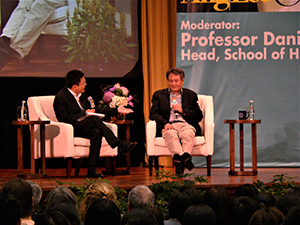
[12,120,50,178]
[224,119,261,176]
[103,119,134,175]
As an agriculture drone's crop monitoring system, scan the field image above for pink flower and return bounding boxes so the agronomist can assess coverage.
[103,91,115,103]
[128,101,134,107]
[120,87,129,96]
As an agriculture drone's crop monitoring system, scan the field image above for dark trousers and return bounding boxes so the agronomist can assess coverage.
[73,116,119,167]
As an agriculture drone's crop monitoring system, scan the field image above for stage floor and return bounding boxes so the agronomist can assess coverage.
[0,167,299,193]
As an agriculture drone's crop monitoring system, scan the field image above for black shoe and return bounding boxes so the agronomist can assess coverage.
[182,152,194,171]
[87,167,104,178]
[118,141,138,155]
[173,154,184,175]
[0,36,21,70]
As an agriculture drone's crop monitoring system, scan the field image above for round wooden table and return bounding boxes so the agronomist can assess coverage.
[12,120,50,178]
[224,119,261,176]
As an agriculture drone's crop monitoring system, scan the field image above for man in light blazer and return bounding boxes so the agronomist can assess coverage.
[149,68,203,175]
[54,70,137,178]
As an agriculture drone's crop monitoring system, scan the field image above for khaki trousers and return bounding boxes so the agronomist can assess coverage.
[162,122,196,156]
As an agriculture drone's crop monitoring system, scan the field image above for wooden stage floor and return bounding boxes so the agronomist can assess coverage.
[0,167,299,192]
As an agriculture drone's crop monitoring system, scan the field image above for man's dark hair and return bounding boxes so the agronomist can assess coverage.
[2,178,33,218]
[65,70,84,88]
[166,68,185,80]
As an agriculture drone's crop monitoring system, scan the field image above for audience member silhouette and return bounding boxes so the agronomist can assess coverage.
[120,208,159,225]
[249,207,285,225]
[283,205,300,225]
[35,208,71,225]
[182,204,217,225]
[27,180,43,220]
[228,196,259,225]
[84,198,121,225]
[128,185,155,210]
[79,180,117,222]
[166,185,202,224]
[149,208,164,225]
[45,186,80,225]
[255,192,277,208]
[276,193,300,216]
[234,183,259,198]
[0,191,22,225]
[2,178,34,225]
[203,185,230,225]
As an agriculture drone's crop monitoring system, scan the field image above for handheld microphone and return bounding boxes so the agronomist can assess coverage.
[171,97,179,118]
[87,96,95,109]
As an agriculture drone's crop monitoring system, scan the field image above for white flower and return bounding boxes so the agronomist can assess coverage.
[109,96,129,108]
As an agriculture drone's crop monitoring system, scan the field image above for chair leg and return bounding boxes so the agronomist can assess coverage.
[65,157,72,178]
[206,155,212,176]
[75,158,83,176]
[154,156,159,176]
[149,156,153,176]
[111,156,116,176]
[35,158,42,174]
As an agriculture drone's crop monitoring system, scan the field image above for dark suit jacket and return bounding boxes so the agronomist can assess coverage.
[149,88,203,137]
[53,86,118,126]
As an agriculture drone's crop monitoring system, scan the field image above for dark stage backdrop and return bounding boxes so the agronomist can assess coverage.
[0,0,145,168]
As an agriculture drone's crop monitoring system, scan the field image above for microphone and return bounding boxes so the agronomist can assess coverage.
[87,96,95,109]
[171,97,179,118]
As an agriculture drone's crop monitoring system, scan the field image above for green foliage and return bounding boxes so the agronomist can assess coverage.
[253,174,297,198]
[149,170,208,219]
[64,0,136,64]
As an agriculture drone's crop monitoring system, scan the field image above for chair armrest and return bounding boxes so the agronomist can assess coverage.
[49,121,75,157]
[203,95,215,155]
[146,120,157,156]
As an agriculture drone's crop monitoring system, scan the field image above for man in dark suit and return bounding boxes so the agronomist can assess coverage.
[149,68,203,175]
[54,70,137,178]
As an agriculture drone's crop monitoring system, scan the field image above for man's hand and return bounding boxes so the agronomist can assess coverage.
[118,105,134,114]
[86,109,95,113]
[163,123,174,132]
[172,104,183,113]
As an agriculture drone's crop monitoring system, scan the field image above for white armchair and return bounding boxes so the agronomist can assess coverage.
[146,94,214,176]
[27,95,118,177]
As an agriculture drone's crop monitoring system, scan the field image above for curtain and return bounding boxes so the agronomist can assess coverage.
[141,0,177,124]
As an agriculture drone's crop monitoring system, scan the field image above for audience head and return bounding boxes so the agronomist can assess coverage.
[65,70,85,88]
[203,185,230,225]
[248,207,285,225]
[228,196,259,225]
[182,204,217,225]
[276,193,300,216]
[255,192,277,208]
[0,191,22,225]
[234,183,258,198]
[128,185,155,210]
[46,200,81,225]
[46,186,77,206]
[84,198,121,225]
[2,178,33,218]
[35,208,70,225]
[79,181,117,222]
[283,205,300,225]
[27,180,43,211]
[168,185,202,223]
[46,186,80,225]
[120,208,158,225]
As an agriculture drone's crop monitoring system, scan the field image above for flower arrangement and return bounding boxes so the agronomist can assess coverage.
[99,83,135,108]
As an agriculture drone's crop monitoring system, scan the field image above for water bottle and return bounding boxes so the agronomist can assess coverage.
[247,100,255,120]
[21,100,28,121]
